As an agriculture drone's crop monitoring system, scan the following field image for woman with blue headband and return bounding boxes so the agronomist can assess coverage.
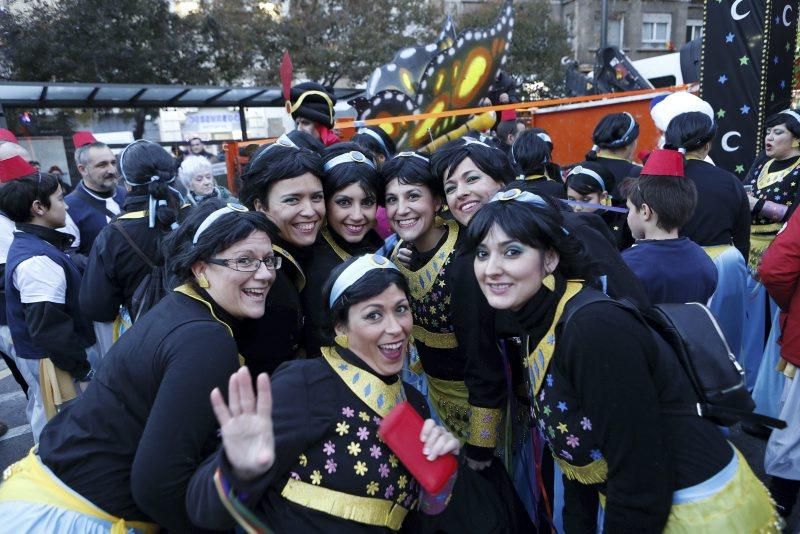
[466,189,777,532]
[186,254,511,532]
[0,201,280,532]
[584,112,642,200]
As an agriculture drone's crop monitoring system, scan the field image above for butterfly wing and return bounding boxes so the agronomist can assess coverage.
[348,90,415,149]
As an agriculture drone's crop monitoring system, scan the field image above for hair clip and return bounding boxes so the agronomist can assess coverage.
[324,150,376,172]
[490,188,547,207]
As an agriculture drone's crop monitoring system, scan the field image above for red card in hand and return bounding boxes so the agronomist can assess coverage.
[378,401,458,494]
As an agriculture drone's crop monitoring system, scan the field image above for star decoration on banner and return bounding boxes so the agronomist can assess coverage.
[725,33,735,43]
[775,15,781,25]
[774,56,780,64]
[780,80,787,89]
[739,55,749,66]
[718,74,728,84]
[787,42,792,52]
[740,104,750,114]
[735,165,745,174]
[717,108,726,119]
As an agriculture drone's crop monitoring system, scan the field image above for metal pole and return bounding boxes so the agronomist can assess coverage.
[600,0,609,50]
[239,106,249,141]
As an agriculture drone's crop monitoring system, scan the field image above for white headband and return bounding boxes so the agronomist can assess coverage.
[329,254,399,307]
[192,203,249,244]
[395,151,430,163]
[357,128,390,157]
[324,151,376,172]
[780,109,800,124]
[462,136,491,148]
[249,134,299,167]
[536,132,552,144]
[568,165,607,192]
[489,188,548,207]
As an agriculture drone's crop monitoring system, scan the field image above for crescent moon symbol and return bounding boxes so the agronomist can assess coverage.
[783,5,793,26]
[731,0,751,21]
[721,131,741,152]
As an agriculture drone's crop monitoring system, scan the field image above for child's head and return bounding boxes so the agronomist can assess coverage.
[0,171,66,228]
[621,150,696,238]
[565,161,613,213]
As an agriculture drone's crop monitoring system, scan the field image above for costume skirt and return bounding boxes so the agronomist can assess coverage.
[704,245,748,361]
[752,308,784,419]
[765,374,800,479]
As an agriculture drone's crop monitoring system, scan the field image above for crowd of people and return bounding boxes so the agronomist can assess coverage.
[0,83,795,533]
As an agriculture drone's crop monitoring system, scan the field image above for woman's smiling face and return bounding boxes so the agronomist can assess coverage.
[443,157,503,226]
[257,172,325,247]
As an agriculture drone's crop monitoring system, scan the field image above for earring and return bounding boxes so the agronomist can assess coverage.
[197,274,210,289]
[793,141,800,148]
[542,274,555,291]
[334,334,349,349]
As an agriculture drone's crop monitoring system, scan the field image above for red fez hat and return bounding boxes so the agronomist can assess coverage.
[73,131,97,148]
[641,149,684,177]
[0,129,18,144]
[0,155,37,183]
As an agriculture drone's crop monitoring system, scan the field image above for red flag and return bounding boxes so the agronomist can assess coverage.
[280,51,293,102]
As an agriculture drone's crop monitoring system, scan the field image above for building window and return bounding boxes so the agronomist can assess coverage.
[686,19,703,42]
[642,13,671,46]
[608,16,625,48]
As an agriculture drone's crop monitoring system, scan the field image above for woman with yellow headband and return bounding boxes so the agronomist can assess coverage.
[0,201,279,532]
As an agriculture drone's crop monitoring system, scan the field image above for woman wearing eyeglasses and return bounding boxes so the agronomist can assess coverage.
[303,142,384,357]
[0,201,280,532]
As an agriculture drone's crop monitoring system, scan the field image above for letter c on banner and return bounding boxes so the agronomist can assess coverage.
[731,0,751,20]
[721,131,741,152]
[784,5,793,27]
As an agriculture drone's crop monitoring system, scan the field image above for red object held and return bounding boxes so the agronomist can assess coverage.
[641,148,684,177]
[280,51,293,102]
[378,401,458,494]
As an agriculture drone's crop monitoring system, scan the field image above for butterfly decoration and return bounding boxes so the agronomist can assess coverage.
[349,0,514,151]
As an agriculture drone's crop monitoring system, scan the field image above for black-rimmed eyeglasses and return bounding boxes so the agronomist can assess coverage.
[207,255,282,272]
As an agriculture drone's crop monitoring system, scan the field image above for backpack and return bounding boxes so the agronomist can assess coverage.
[560,289,786,429]
[112,221,168,323]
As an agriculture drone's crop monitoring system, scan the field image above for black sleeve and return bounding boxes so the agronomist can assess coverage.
[67,249,88,273]
[79,229,124,322]
[186,361,336,531]
[129,322,240,532]
[559,303,671,533]
[733,182,752,263]
[450,255,506,461]
[23,301,90,379]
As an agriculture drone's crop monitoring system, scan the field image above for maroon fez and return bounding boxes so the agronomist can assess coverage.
[0,129,18,144]
[73,131,97,148]
[640,149,684,177]
[0,156,37,183]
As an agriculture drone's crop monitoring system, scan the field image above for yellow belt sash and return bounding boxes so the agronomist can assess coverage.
[0,449,158,534]
[425,375,470,443]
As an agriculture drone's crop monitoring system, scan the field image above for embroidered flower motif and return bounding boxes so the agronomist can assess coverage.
[347,442,362,456]
[370,444,382,459]
[336,422,350,436]
[538,418,546,430]
[310,470,322,485]
[480,429,490,439]
[359,411,371,421]
[389,454,399,468]
[557,401,568,412]
[580,417,592,431]
[325,459,337,474]
[405,494,414,507]
[385,484,395,498]
[373,416,382,425]
[543,405,552,416]
[560,450,574,461]
[357,427,370,441]
[290,471,300,480]
[557,422,568,434]
[366,481,380,496]
[539,390,546,402]
[354,461,368,476]
[397,491,408,503]
[342,406,354,418]
[546,374,554,387]
[323,441,336,456]
[590,449,603,461]
[547,426,556,439]
[566,434,580,448]
[298,454,308,466]
[379,463,390,478]
[397,474,408,489]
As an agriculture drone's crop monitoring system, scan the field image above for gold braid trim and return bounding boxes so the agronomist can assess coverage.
[411,325,458,349]
[281,479,408,530]
[393,220,459,300]
[273,245,306,292]
[321,227,351,262]
[555,456,609,485]
[524,174,546,181]
[467,405,502,448]
[425,375,470,442]
[756,158,800,190]
[321,346,404,417]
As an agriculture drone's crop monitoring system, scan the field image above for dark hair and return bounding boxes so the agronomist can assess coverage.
[528,127,554,150]
[664,112,717,152]
[285,130,326,153]
[164,199,279,284]
[321,142,380,201]
[239,145,324,209]
[464,196,595,281]
[189,137,203,144]
[565,161,613,195]
[512,129,551,176]
[430,138,516,187]
[320,257,410,344]
[496,120,523,143]
[351,126,396,160]
[48,165,63,174]
[621,174,697,232]
[586,112,639,160]
[0,172,61,223]
[764,109,800,139]
[119,140,181,228]
[379,152,442,202]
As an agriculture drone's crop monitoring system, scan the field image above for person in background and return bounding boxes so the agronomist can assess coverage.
[286,82,340,146]
[179,155,236,207]
[509,129,566,200]
[621,149,717,305]
[187,136,216,162]
[48,165,72,194]
[494,119,526,157]
[583,112,642,201]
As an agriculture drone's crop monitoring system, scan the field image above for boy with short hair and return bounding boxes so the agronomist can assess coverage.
[620,149,718,305]
[1,157,95,440]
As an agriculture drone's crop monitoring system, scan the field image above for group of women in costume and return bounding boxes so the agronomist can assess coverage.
[0,103,794,533]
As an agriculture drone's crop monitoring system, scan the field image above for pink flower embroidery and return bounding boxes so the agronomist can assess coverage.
[357,427,370,441]
[342,406,354,418]
[323,441,336,455]
[566,434,580,448]
[325,459,337,474]
[385,484,395,498]
[373,416,382,425]
[370,444,382,458]
[290,471,300,480]
[580,417,592,431]
[379,463,390,478]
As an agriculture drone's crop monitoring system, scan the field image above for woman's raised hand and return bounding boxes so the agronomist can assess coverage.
[419,418,460,461]
[210,367,275,481]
